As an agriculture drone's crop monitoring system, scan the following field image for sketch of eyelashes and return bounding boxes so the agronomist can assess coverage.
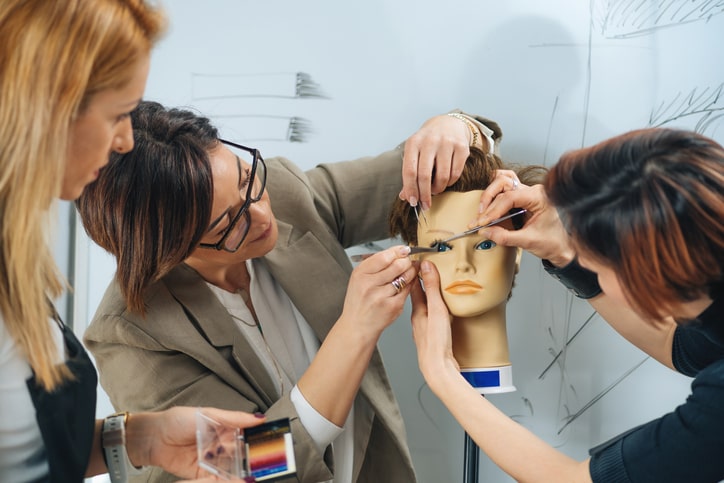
[649,83,724,134]
[192,72,327,144]
[191,71,328,100]
[211,114,312,143]
[593,0,724,39]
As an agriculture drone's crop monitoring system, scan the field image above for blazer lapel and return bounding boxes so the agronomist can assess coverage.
[263,220,351,342]
[165,264,279,406]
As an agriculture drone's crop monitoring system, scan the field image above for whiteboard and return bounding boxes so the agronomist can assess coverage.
[77,1,724,481]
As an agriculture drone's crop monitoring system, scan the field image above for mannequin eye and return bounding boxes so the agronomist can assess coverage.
[430,240,453,252]
[475,240,497,250]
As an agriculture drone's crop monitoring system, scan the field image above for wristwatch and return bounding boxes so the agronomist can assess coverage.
[102,411,144,483]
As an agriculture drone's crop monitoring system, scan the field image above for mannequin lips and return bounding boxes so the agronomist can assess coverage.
[444,280,483,295]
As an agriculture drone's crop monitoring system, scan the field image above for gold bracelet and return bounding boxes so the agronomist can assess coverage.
[447,112,479,147]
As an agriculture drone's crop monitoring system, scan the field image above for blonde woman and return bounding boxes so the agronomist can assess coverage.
[0,2,263,482]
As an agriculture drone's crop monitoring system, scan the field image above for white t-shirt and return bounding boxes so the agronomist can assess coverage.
[0,314,64,482]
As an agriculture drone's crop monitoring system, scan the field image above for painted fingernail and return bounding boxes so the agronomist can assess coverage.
[254,412,265,418]
[398,246,411,256]
[409,196,418,207]
[421,201,430,211]
[244,476,257,483]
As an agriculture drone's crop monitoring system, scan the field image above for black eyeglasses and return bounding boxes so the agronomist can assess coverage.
[199,139,267,252]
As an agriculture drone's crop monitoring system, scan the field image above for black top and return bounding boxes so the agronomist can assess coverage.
[589,289,724,482]
[26,319,97,482]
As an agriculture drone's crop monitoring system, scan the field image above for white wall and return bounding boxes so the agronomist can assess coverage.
[74,1,724,481]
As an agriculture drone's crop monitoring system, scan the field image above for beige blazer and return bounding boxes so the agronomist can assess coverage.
[84,150,417,482]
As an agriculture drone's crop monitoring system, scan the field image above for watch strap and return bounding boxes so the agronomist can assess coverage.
[102,412,145,483]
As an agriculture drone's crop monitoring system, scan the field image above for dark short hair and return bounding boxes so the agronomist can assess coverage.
[76,101,219,315]
[546,128,724,320]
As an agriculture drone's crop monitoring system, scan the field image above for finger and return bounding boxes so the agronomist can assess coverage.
[409,269,428,312]
[472,185,540,229]
[416,144,436,210]
[198,407,265,429]
[478,177,517,213]
[401,140,421,206]
[416,261,445,307]
[430,144,454,195]
[356,246,412,275]
[447,143,469,188]
[389,264,418,296]
[478,169,521,213]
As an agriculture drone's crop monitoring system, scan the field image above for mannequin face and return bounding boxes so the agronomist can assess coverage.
[417,190,521,318]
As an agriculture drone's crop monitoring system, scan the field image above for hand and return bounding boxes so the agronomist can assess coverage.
[409,261,459,384]
[340,245,417,336]
[128,407,265,480]
[400,114,473,211]
[473,170,576,266]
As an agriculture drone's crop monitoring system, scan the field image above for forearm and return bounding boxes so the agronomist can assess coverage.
[85,420,108,477]
[426,362,592,483]
[296,317,380,426]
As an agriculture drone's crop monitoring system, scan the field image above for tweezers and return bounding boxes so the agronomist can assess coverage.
[349,208,527,262]
[439,208,527,243]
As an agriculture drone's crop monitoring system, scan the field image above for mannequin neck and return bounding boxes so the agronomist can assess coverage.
[451,303,511,368]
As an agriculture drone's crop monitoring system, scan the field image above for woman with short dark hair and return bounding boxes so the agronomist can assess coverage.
[410,127,724,482]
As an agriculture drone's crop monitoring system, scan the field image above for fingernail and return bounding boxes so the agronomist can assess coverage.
[254,412,265,418]
[244,476,257,483]
[398,246,411,256]
[421,201,430,211]
[409,196,418,207]
[421,261,432,272]
[479,202,485,214]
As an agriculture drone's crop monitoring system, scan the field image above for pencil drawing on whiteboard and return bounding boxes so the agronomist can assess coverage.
[594,0,724,38]
[190,71,327,143]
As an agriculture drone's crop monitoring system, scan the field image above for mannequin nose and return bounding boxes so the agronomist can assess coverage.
[454,247,475,273]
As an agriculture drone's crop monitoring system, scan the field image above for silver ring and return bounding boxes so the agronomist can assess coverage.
[391,275,407,294]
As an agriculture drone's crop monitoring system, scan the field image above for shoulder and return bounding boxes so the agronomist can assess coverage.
[84,266,197,341]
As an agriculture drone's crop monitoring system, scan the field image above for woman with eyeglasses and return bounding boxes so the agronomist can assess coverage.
[0,2,266,483]
[76,100,498,482]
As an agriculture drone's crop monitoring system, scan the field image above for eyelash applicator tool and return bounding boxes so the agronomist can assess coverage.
[349,208,527,262]
[438,208,527,243]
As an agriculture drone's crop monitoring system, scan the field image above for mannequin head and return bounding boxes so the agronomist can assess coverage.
[389,147,546,311]
[390,146,546,378]
[416,189,522,318]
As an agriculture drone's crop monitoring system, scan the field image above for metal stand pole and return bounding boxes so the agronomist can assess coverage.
[463,432,479,483]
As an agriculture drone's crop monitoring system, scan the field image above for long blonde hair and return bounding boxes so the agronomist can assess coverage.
[0,0,165,390]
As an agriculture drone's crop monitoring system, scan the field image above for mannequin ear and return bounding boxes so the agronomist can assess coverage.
[514,247,523,275]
